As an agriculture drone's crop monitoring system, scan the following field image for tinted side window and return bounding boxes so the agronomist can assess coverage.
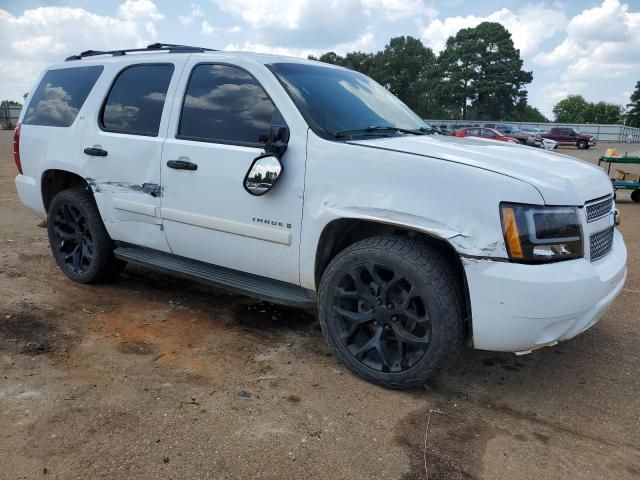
[179,64,277,145]
[101,64,174,136]
[23,66,103,127]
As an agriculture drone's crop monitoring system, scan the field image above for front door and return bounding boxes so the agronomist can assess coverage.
[160,61,306,285]
[82,60,187,252]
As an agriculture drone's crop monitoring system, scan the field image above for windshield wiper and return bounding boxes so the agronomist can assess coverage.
[334,125,427,139]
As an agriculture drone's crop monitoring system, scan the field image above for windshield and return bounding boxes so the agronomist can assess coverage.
[268,62,429,139]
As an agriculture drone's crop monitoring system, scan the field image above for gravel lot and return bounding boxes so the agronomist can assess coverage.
[1,131,639,480]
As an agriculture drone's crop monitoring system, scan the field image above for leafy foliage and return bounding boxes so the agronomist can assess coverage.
[553,95,623,124]
[312,24,533,120]
[512,104,549,122]
[0,100,22,108]
[436,22,532,120]
[626,81,640,128]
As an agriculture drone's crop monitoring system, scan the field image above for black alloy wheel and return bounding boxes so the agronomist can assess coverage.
[331,262,431,373]
[47,188,124,283]
[319,236,465,389]
[50,202,95,274]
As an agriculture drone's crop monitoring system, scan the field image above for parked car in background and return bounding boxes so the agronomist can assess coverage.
[484,123,541,147]
[541,138,559,150]
[437,125,453,135]
[432,125,452,136]
[542,127,596,149]
[454,127,520,144]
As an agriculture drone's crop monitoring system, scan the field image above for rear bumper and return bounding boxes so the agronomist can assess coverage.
[15,174,46,219]
[464,229,627,352]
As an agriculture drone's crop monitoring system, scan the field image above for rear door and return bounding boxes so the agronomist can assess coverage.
[159,60,306,285]
[82,59,188,252]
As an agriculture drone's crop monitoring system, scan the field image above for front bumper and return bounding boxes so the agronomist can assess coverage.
[463,229,627,352]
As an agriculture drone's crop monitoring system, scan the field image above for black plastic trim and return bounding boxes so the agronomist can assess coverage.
[114,243,316,306]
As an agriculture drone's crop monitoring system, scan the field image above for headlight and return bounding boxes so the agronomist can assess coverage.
[500,203,583,263]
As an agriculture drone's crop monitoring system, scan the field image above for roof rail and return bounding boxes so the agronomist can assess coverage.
[65,43,216,61]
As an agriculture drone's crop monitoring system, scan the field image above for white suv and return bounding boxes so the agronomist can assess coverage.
[13,44,627,389]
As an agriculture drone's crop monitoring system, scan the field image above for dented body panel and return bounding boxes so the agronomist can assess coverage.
[298,131,544,289]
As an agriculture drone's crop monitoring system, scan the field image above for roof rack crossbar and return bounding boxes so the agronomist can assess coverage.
[65,43,216,61]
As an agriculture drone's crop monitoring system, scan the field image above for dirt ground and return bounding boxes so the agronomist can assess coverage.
[1,132,639,480]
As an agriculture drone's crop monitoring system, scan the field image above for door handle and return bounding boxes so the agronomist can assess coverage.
[167,160,198,171]
[84,147,108,157]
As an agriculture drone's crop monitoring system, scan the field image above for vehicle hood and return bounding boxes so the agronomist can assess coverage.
[348,135,612,205]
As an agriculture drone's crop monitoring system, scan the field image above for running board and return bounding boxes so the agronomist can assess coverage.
[114,245,316,307]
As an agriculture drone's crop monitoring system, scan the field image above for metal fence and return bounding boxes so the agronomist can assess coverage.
[425,119,640,143]
[0,105,22,130]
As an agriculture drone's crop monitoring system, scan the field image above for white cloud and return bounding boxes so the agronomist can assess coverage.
[11,36,67,57]
[531,0,640,115]
[224,32,375,59]
[420,5,567,55]
[216,0,303,30]
[362,0,436,21]
[567,0,632,42]
[117,0,164,21]
[0,3,162,102]
[201,20,216,36]
[179,4,204,27]
[215,0,431,49]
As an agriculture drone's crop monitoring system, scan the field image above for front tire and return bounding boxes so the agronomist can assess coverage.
[577,140,588,149]
[318,236,465,389]
[631,189,640,203]
[47,188,124,283]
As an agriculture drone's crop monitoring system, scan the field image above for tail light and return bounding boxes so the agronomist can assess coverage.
[13,123,22,174]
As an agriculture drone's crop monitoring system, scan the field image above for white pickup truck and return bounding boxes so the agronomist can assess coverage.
[13,43,627,389]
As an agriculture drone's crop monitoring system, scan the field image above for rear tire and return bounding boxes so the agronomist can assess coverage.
[318,236,465,389]
[631,189,640,203]
[47,188,125,283]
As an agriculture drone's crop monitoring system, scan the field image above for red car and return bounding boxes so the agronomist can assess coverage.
[453,127,520,144]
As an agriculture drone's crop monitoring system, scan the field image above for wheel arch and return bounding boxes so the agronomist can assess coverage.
[41,169,90,213]
[313,217,471,333]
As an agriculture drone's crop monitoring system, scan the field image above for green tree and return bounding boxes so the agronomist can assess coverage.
[343,51,375,76]
[436,22,532,120]
[552,95,591,123]
[0,100,22,108]
[589,101,623,124]
[317,52,345,66]
[626,81,640,127]
[553,95,623,124]
[368,36,437,117]
[512,104,549,122]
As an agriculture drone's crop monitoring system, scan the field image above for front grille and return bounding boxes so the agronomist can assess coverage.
[590,227,614,261]
[586,197,613,222]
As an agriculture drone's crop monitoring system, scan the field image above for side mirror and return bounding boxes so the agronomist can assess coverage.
[243,154,282,196]
[265,125,289,158]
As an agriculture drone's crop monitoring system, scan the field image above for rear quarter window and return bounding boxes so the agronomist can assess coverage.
[23,66,104,127]
[100,64,174,137]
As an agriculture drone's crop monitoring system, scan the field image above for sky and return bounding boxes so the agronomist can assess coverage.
[1,0,640,119]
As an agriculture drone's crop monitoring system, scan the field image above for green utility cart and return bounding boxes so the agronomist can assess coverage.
[598,155,640,202]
